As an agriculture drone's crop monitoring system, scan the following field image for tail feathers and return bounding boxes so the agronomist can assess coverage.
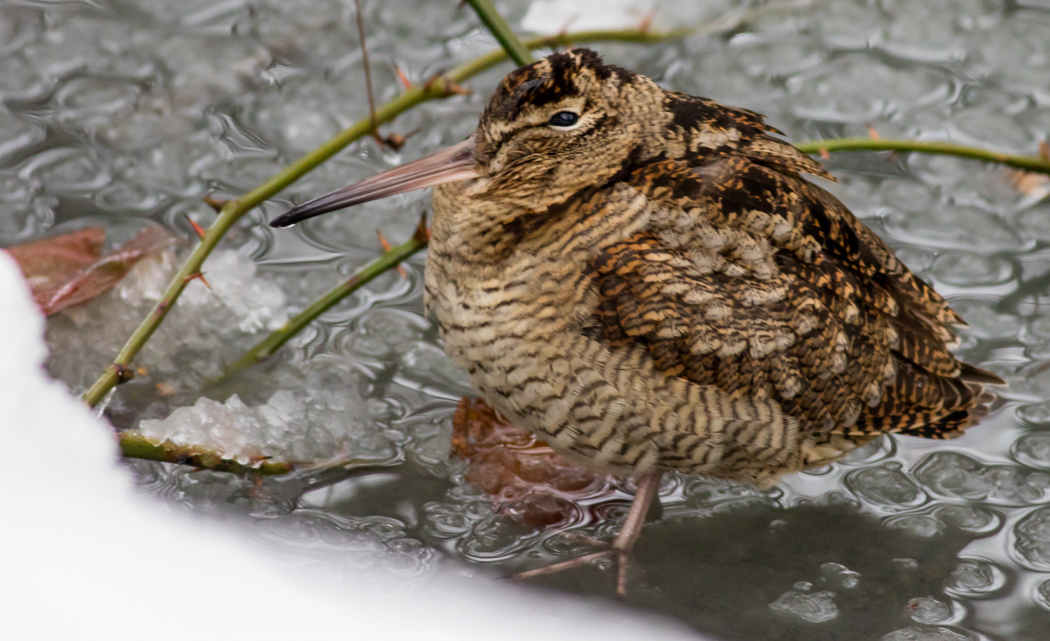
[844,359,1002,440]
[957,362,1007,386]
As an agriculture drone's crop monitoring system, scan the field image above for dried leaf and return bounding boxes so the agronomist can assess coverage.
[5,226,175,315]
[452,398,609,527]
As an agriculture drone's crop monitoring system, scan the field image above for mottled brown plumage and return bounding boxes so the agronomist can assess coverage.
[272,48,1002,594]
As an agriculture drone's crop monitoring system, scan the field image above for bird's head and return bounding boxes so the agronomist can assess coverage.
[269,48,665,229]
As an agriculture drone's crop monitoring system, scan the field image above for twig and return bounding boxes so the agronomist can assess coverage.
[353,0,384,148]
[464,0,534,66]
[220,215,428,379]
[796,138,1050,175]
[119,430,403,478]
[119,431,296,475]
[203,195,228,212]
[82,15,775,409]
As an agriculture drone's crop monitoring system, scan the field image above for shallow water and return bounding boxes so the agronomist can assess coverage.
[9,0,1050,638]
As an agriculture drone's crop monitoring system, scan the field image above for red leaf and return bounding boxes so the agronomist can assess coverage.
[452,398,609,527]
[5,226,174,315]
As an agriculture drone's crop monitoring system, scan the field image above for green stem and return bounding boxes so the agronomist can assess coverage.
[119,431,296,475]
[222,227,428,379]
[82,16,767,409]
[464,0,534,66]
[118,431,402,477]
[797,138,1050,175]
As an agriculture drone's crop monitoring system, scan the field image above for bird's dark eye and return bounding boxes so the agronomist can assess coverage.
[548,111,580,128]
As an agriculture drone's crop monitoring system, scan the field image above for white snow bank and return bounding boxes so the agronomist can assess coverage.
[0,250,700,641]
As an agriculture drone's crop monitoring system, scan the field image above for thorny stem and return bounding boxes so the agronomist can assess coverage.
[796,138,1050,175]
[118,430,403,478]
[118,432,296,475]
[464,0,534,67]
[221,216,429,379]
[82,9,783,410]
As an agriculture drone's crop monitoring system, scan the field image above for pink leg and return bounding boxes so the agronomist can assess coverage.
[512,471,663,597]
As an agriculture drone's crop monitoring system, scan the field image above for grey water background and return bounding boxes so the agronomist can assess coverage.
[6,0,1050,638]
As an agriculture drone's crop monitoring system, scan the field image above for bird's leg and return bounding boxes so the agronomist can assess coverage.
[512,471,663,597]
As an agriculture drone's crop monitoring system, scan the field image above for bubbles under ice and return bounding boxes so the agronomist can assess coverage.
[845,462,928,510]
[932,505,1002,536]
[768,586,839,623]
[820,562,860,589]
[884,514,946,539]
[906,596,953,624]
[914,451,1050,506]
[945,558,1006,597]
[881,626,976,641]
[1014,507,1050,571]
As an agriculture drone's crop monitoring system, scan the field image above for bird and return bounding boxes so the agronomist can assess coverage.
[270,48,1004,597]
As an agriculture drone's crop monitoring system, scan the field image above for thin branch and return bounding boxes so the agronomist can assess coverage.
[353,0,384,148]
[463,0,534,67]
[221,215,428,379]
[119,430,402,477]
[119,431,297,475]
[796,138,1050,175]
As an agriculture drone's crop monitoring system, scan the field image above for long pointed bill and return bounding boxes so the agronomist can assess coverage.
[270,137,479,228]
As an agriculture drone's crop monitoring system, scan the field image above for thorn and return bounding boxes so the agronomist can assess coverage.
[155,381,176,396]
[425,73,470,96]
[638,10,655,32]
[114,364,135,384]
[383,132,407,151]
[445,79,470,95]
[185,214,207,239]
[183,271,212,290]
[376,229,394,252]
[558,17,575,37]
[395,65,413,90]
[203,195,228,212]
[1008,167,1050,197]
[383,128,420,151]
[413,211,431,243]
[377,230,408,279]
[818,147,830,160]
[865,123,880,140]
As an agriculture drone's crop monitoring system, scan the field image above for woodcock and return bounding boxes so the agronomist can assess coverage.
[271,48,1003,595]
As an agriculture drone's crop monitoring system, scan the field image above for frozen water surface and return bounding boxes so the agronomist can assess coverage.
[8,0,1050,638]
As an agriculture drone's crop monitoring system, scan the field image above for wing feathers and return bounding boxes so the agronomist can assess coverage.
[589,156,994,445]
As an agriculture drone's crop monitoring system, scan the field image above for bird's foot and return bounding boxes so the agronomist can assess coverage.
[509,471,663,598]
[511,540,633,597]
